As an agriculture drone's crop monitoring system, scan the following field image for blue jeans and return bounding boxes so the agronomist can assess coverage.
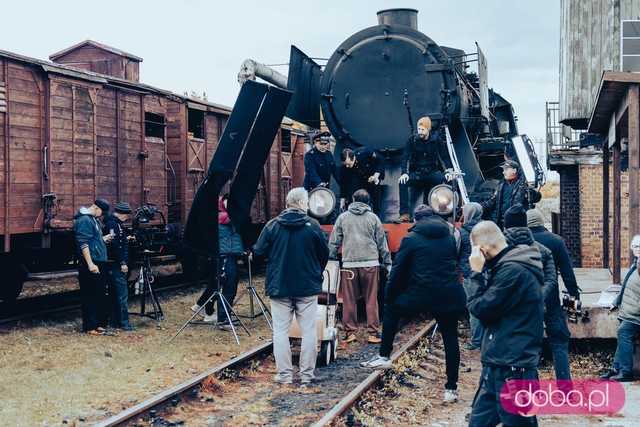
[108,263,130,328]
[545,304,571,380]
[613,320,640,375]
[463,278,484,347]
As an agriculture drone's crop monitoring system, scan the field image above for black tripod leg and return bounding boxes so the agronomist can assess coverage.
[168,292,217,343]
[218,294,242,345]
[250,287,272,330]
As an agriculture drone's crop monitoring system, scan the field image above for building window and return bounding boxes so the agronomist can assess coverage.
[145,112,165,139]
[281,129,292,153]
[188,109,205,139]
[621,20,640,72]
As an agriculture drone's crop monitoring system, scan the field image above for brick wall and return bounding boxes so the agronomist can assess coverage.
[578,164,630,268]
[558,166,581,266]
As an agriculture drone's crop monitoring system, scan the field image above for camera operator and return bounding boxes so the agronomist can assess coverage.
[466,221,544,427]
[74,199,112,335]
[104,201,133,331]
[192,195,244,323]
[361,205,465,404]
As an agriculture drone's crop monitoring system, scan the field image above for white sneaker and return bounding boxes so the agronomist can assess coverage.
[191,304,202,313]
[203,314,216,323]
[360,355,392,369]
[443,389,458,403]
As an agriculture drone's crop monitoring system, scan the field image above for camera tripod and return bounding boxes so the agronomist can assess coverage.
[169,256,251,345]
[130,249,164,323]
[236,253,272,329]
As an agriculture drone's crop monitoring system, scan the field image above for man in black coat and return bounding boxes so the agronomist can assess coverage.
[466,220,544,427]
[481,160,532,229]
[527,209,580,299]
[504,205,572,383]
[104,201,133,330]
[361,205,466,404]
[339,147,385,214]
[397,116,453,222]
[303,131,337,192]
[253,188,329,385]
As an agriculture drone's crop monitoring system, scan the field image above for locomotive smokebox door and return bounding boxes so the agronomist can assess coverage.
[320,12,458,150]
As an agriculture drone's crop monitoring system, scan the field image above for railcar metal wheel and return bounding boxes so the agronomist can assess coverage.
[318,340,332,367]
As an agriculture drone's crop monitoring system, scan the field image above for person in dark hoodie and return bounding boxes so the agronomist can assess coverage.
[504,205,572,384]
[74,199,112,335]
[104,201,133,331]
[192,195,245,324]
[361,205,466,404]
[527,209,581,300]
[466,220,544,426]
[481,160,532,229]
[329,189,391,344]
[253,188,329,386]
[601,234,640,382]
[459,202,484,350]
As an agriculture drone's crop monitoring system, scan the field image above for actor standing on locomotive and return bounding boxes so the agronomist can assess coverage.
[339,147,385,214]
[398,116,452,222]
[104,201,134,331]
[303,131,337,192]
[481,160,532,229]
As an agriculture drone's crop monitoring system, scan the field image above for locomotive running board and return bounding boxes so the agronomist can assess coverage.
[227,86,293,228]
[184,80,268,255]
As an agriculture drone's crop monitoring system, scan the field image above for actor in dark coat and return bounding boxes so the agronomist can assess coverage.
[362,205,465,402]
[527,209,580,298]
[339,146,385,213]
[481,160,531,229]
[303,131,337,191]
[466,221,544,427]
[504,205,572,382]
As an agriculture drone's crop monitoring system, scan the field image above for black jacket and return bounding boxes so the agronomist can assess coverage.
[530,226,580,298]
[467,245,544,368]
[339,147,385,199]
[504,227,559,309]
[459,220,482,279]
[385,215,466,314]
[253,208,329,298]
[401,131,452,176]
[104,214,129,265]
[303,147,337,191]
[481,177,530,228]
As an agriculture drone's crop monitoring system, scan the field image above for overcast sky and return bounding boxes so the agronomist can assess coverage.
[1,0,559,141]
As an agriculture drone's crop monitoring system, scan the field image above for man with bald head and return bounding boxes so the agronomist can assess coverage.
[466,221,544,427]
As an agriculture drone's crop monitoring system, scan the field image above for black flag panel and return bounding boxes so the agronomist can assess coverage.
[286,45,321,128]
[228,86,293,229]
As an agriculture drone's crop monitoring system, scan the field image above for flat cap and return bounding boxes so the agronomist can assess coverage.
[114,201,132,214]
[500,160,519,169]
[94,198,110,212]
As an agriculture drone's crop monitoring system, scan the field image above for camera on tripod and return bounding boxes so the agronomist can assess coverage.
[562,293,589,324]
[130,204,168,253]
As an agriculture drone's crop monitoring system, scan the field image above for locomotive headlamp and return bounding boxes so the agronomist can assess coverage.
[308,187,336,218]
[428,184,458,216]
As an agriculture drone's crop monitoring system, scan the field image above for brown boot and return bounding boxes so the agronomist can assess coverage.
[368,335,382,344]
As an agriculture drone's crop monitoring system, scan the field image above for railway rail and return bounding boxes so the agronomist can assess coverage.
[96,319,437,426]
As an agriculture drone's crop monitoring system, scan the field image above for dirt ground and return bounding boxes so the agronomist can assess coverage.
[0,277,272,426]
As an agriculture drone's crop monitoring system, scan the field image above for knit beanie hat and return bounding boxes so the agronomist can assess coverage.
[503,204,527,229]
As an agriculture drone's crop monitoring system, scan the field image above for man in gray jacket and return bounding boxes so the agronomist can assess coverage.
[329,189,391,344]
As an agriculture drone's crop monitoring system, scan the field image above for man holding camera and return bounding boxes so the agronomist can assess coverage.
[397,116,452,222]
[104,201,133,331]
[74,199,112,335]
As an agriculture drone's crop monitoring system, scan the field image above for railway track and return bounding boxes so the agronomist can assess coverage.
[96,319,438,426]
[0,275,205,325]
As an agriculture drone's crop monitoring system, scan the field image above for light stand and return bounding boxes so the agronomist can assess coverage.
[236,253,272,330]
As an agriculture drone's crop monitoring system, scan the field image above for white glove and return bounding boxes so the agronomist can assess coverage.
[368,172,381,185]
[398,173,409,184]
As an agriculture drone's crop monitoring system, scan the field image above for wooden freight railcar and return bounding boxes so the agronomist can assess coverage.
[0,40,306,300]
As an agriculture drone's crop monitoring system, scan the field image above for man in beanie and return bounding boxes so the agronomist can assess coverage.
[504,204,572,383]
[459,202,484,350]
[527,209,580,300]
[104,201,133,330]
[397,116,453,222]
[329,189,391,344]
[74,199,112,334]
[481,160,532,229]
[362,204,465,404]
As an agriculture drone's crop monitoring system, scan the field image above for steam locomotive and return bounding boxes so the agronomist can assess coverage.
[244,8,544,221]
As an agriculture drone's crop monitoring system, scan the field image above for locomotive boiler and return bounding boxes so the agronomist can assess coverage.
[242,8,544,222]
